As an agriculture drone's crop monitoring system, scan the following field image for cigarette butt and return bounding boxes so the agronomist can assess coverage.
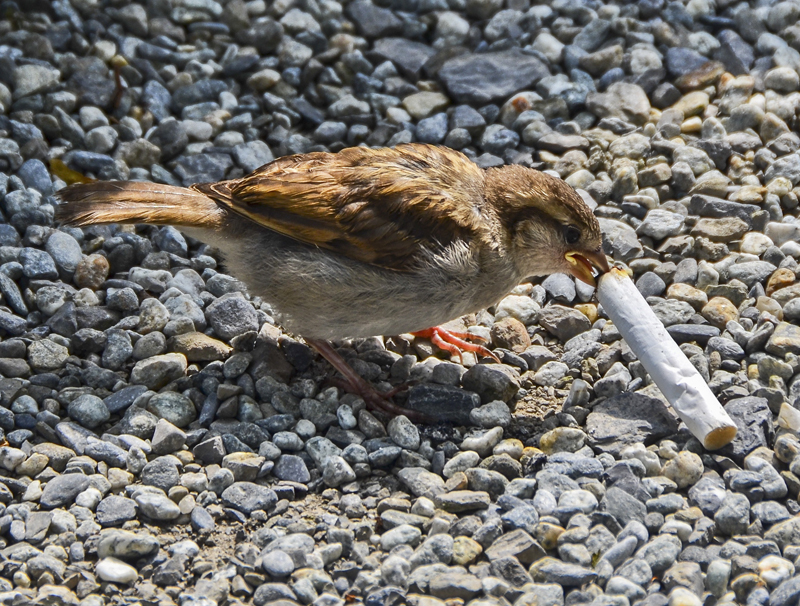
[597,269,737,450]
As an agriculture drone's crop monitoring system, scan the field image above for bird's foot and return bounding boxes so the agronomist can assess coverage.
[306,338,433,424]
[412,327,500,363]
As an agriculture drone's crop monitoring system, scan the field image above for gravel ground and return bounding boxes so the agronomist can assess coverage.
[1,0,800,605]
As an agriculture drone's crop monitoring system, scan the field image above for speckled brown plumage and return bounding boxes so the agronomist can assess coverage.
[56,143,607,340]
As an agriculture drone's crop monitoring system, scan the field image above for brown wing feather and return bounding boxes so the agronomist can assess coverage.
[191,144,488,270]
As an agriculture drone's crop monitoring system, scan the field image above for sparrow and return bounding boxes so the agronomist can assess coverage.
[56,143,608,422]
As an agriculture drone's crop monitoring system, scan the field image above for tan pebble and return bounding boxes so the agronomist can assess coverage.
[718,72,735,89]
[402,91,449,120]
[490,316,531,353]
[669,586,702,606]
[452,536,482,566]
[493,438,524,459]
[246,68,281,92]
[445,471,468,491]
[169,485,189,503]
[767,268,795,296]
[107,468,133,490]
[674,61,726,92]
[666,283,708,311]
[767,177,793,197]
[15,453,48,477]
[169,332,233,362]
[680,116,702,133]
[496,294,540,324]
[662,451,703,489]
[671,91,709,116]
[701,296,738,327]
[91,40,116,62]
[575,303,598,324]
[510,283,534,296]
[539,427,585,455]
[673,506,704,523]
[179,494,196,515]
[73,253,109,290]
[533,522,565,550]
[661,519,692,541]
[23,480,42,502]
[658,440,679,460]
[690,217,749,242]
[756,296,783,320]
[690,172,730,198]
[175,450,193,465]
[12,571,30,588]
[729,185,766,204]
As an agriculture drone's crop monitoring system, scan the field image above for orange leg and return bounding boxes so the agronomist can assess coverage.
[412,327,501,363]
[306,338,434,424]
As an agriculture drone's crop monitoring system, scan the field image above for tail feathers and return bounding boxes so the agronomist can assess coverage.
[55,181,226,228]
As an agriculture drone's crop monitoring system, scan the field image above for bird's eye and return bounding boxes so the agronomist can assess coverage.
[564,226,581,245]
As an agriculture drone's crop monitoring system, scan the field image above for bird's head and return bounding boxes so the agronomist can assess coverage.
[486,165,609,286]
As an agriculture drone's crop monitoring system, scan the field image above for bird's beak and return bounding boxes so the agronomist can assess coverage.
[565,249,610,287]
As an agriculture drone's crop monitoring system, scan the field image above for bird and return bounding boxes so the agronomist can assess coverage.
[55,143,609,422]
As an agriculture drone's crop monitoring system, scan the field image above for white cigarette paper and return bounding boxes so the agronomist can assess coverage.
[596,269,737,450]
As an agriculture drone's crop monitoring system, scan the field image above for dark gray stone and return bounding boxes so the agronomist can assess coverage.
[141,457,180,492]
[67,394,110,429]
[273,455,310,483]
[601,486,647,526]
[461,364,519,404]
[771,576,800,606]
[439,50,549,105]
[104,385,149,414]
[371,38,436,79]
[205,295,259,341]
[40,474,91,509]
[221,482,277,514]
[19,248,58,280]
[636,272,666,297]
[96,496,137,526]
[665,47,710,77]
[344,0,403,38]
[718,397,773,464]
[406,383,480,425]
[666,324,720,345]
[83,437,127,467]
[175,153,234,185]
[586,392,680,456]
[688,194,759,227]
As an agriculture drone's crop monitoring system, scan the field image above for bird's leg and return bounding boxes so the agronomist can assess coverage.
[411,327,501,363]
[305,338,434,424]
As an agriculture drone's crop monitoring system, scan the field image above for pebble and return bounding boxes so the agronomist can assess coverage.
[662,451,704,489]
[95,557,138,584]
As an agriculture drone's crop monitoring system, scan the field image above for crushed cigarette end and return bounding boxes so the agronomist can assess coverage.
[597,269,737,451]
[703,425,738,451]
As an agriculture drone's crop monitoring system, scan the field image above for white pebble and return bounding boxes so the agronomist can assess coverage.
[96,557,138,584]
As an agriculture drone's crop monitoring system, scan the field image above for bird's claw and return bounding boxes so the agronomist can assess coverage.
[412,327,501,363]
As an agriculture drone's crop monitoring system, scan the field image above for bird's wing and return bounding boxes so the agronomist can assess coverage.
[192,144,488,271]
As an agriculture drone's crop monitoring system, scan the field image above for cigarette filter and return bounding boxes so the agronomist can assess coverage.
[596,269,737,450]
